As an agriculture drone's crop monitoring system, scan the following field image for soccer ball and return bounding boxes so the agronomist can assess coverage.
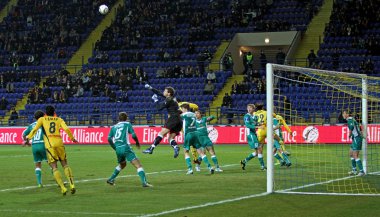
[99,5,109,15]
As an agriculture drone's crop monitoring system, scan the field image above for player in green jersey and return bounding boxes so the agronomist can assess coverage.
[195,110,222,172]
[180,104,214,175]
[107,112,152,187]
[273,116,291,167]
[343,110,365,176]
[240,104,266,171]
[22,110,47,187]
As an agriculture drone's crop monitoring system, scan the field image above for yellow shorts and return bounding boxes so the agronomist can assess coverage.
[257,128,267,144]
[46,146,67,163]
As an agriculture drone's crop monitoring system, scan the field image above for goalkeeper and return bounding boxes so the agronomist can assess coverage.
[143,84,181,158]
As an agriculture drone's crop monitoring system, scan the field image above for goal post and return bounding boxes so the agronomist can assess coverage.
[266,63,380,195]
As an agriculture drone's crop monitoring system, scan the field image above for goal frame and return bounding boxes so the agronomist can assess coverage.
[265,63,368,194]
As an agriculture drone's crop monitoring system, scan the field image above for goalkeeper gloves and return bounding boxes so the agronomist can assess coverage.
[152,94,158,102]
[145,84,152,89]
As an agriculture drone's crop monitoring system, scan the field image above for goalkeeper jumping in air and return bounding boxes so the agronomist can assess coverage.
[143,84,181,158]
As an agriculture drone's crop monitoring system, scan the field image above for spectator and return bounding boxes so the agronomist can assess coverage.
[0,97,8,110]
[52,91,60,103]
[206,70,217,83]
[109,91,117,102]
[9,108,19,126]
[259,50,267,69]
[163,51,171,61]
[184,65,194,78]
[6,81,14,93]
[118,90,129,102]
[276,49,286,64]
[138,71,149,84]
[0,75,5,88]
[243,51,253,73]
[156,67,166,78]
[222,93,232,107]
[203,80,215,95]
[223,52,233,70]
[73,84,84,97]
[59,90,67,103]
[125,75,133,90]
[91,85,100,97]
[104,84,111,97]
[225,105,234,125]
[307,49,317,67]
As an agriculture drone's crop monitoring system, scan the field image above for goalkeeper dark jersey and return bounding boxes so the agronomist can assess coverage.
[151,88,179,116]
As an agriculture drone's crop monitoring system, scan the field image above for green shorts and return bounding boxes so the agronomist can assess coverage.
[32,143,47,163]
[183,132,200,151]
[198,134,213,148]
[274,140,281,150]
[247,134,259,149]
[351,136,363,151]
[115,145,137,163]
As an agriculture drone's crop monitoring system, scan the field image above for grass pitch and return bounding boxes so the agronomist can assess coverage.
[0,145,379,217]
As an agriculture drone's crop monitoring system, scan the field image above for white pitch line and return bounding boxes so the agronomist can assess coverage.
[139,192,270,217]
[277,171,380,196]
[0,154,31,158]
[0,209,141,216]
[0,164,238,193]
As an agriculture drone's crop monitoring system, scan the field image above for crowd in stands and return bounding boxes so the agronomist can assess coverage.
[0,0,116,67]
[315,0,380,74]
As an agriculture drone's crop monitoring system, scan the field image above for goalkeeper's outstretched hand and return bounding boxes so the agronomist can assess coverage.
[152,94,158,102]
[145,84,152,90]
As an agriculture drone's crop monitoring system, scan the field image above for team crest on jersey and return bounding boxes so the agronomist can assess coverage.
[303,126,319,143]
[207,127,218,143]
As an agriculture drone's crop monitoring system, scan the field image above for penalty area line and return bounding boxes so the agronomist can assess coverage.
[138,192,270,217]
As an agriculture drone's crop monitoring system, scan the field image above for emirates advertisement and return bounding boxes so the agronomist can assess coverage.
[1,125,380,145]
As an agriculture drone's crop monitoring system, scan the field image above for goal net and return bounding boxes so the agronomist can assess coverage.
[266,64,380,195]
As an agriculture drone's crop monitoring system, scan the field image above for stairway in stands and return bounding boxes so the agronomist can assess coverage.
[292,0,334,66]
[66,0,124,73]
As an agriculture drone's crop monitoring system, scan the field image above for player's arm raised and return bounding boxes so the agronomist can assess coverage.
[145,84,164,97]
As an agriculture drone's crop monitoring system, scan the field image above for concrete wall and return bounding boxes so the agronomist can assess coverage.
[224,31,299,74]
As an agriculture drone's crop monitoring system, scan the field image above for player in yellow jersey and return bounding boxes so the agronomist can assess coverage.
[25,105,78,196]
[177,100,202,171]
[251,102,267,170]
